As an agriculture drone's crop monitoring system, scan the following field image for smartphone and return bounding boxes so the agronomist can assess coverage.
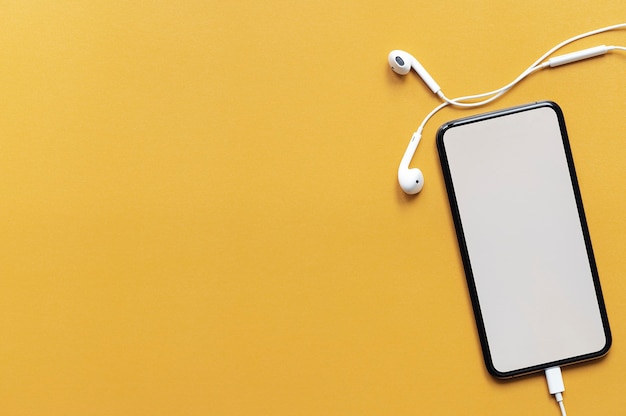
[436,101,611,378]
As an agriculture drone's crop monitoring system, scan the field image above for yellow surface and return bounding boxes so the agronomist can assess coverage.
[0,1,625,414]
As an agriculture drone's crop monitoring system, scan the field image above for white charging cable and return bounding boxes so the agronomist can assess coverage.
[545,367,567,416]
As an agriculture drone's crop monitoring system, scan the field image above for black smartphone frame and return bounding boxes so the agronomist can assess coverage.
[437,101,611,378]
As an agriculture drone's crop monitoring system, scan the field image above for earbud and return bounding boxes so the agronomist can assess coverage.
[388,50,441,94]
[388,50,413,75]
[398,132,425,194]
[388,51,438,195]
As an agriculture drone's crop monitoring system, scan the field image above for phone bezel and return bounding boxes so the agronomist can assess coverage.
[436,101,611,379]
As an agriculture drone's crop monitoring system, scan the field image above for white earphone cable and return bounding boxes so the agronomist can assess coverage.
[415,23,625,130]
[414,66,541,135]
[437,65,544,108]
[415,63,542,128]
[416,102,448,135]
[396,23,625,196]
[438,22,626,108]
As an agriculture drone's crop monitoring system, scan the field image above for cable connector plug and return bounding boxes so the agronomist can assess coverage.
[545,366,567,416]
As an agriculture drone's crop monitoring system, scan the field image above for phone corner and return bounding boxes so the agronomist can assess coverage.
[536,100,563,115]
[435,122,453,148]
[599,331,612,356]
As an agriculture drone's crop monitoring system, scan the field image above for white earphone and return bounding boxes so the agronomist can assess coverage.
[390,23,626,195]
[397,131,424,194]
[388,50,441,94]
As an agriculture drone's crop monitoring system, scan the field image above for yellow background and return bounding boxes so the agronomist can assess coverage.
[1,1,625,414]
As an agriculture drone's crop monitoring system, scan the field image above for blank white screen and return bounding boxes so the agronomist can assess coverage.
[441,105,607,374]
